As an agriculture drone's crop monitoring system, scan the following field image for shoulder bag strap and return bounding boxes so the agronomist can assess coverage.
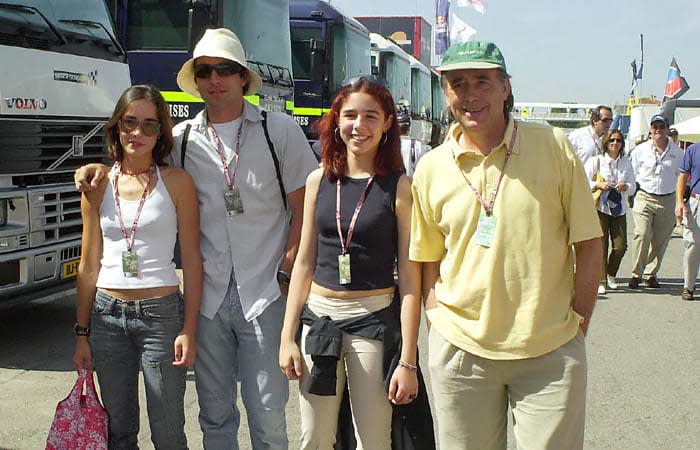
[180,124,192,168]
[261,110,287,210]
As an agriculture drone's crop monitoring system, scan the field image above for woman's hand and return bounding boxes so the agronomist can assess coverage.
[388,365,419,405]
[596,181,611,191]
[615,182,628,192]
[279,339,303,380]
[173,331,196,367]
[74,163,109,192]
[73,338,93,372]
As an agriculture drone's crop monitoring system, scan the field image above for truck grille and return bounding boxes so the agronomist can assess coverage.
[29,186,83,247]
[0,118,109,175]
[60,245,81,261]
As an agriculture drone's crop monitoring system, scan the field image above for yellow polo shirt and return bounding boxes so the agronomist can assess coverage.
[410,118,602,359]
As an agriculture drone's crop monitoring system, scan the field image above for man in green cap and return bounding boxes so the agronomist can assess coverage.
[409,41,603,448]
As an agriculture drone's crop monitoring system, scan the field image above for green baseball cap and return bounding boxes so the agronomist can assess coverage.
[438,41,507,73]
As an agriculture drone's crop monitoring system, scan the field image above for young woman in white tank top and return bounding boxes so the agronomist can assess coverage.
[72,85,202,449]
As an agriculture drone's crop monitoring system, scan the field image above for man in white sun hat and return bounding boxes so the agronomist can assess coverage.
[72,27,316,449]
[173,28,317,449]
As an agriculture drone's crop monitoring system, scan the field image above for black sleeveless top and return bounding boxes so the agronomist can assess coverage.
[313,172,401,291]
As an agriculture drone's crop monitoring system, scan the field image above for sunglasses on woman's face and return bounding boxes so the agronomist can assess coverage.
[609,138,623,143]
[119,117,161,137]
[194,62,245,79]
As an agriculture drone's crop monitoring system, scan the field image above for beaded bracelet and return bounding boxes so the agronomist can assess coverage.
[398,360,418,372]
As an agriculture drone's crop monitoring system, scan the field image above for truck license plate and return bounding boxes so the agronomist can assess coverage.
[62,259,80,279]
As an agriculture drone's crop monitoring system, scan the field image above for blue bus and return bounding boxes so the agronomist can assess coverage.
[108,0,294,121]
[289,0,371,140]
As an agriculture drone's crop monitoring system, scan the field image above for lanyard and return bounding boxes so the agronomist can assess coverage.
[453,122,518,216]
[112,163,154,252]
[336,176,374,255]
[654,145,669,168]
[209,121,243,189]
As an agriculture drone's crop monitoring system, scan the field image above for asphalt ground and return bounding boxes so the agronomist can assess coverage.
[1,219,698,449]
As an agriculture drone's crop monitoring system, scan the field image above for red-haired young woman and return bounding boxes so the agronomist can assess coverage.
[279,77,426,449]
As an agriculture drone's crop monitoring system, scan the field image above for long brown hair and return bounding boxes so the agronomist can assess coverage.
[316,77,403,181]
[603,129,625,155]
[104,85,173,165]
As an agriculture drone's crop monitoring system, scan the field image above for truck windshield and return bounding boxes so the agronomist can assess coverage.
[411,68,431,117]
[381,53,410,106]
[331,24,370,91]
[123,0,291,70]
[291,26,322,80]
[0,0,121,60]
[221,0,292,71]
[121,0,188,50]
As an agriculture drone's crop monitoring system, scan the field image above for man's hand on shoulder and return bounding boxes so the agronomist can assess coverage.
[75,163,109,192]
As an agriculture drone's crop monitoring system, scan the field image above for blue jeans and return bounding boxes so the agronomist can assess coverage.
[195,272,288,450]
[90,290,187,450]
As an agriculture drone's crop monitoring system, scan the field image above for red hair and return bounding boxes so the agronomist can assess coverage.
[316,78,404,181]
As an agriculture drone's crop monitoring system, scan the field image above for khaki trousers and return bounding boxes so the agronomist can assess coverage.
[298,293,393,450]
[428,329,587,450]
[630,190,676,278]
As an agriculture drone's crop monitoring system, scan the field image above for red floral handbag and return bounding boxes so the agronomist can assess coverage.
[46,368,108,450]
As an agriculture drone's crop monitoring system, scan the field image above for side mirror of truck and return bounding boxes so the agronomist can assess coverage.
[187,0,211,54]
[309,39,326,84]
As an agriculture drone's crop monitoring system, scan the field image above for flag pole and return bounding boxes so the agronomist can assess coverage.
[638,34,644,100]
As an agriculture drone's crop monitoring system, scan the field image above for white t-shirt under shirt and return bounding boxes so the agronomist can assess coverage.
[211,117,243,164]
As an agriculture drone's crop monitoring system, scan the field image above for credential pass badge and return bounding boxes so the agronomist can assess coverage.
[338,254,351,284]
[224,186,244,216]
[474,212,497,248]
[122,250,138,277]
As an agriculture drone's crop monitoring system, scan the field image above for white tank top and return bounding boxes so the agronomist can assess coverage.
[96,166,180,288]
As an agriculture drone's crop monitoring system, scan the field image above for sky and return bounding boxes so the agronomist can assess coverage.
[326,0,699,107]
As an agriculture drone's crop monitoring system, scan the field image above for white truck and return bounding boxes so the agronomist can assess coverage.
[0,0,130,305]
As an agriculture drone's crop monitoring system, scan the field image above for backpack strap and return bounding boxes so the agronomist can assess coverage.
[261,110,287,210]
[180,124,192,168]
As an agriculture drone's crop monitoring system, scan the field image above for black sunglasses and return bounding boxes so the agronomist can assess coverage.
[600,118,613,123]
[608,138,623,143]
[194,62,245,79]
[119,117,160,137]
[341,75,389,88]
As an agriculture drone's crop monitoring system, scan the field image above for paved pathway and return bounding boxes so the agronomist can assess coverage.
[1,224,698,449]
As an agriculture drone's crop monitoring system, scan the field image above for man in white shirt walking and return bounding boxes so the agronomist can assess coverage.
[629,114,684,289]
[568,105,613,165]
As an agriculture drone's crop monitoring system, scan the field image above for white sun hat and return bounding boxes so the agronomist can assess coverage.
[176,28,262,99]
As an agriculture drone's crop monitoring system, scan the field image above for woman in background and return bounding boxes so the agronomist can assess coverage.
[585,129,635,294]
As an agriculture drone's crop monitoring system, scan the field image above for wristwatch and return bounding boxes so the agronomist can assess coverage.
[74,323,90,337]
[276,270,291,286]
